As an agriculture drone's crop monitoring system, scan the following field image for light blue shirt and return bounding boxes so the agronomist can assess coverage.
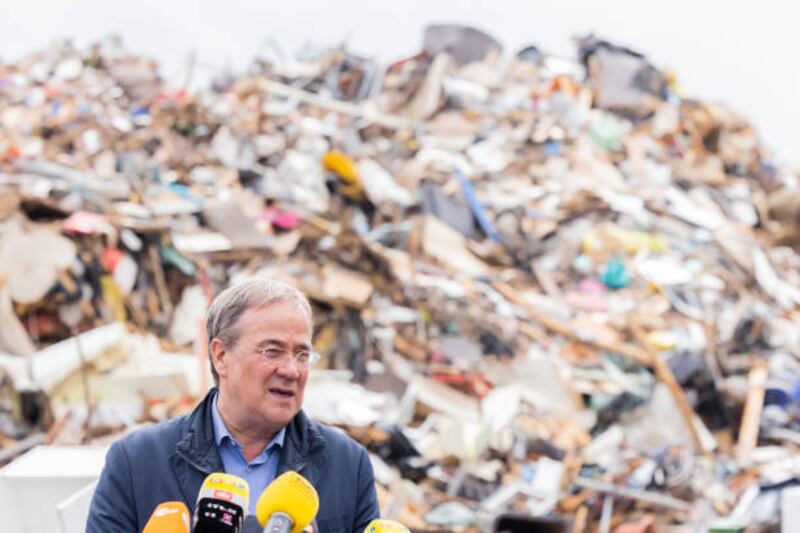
[211,393,286,516]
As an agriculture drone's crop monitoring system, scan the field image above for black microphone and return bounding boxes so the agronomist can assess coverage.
[192,472,250,533]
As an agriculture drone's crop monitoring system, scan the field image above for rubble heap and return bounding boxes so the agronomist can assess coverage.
[1,28,799,532]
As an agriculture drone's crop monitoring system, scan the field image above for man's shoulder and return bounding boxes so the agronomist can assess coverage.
[303,415,366,458]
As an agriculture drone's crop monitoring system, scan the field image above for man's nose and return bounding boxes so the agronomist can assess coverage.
[275,355,302,377]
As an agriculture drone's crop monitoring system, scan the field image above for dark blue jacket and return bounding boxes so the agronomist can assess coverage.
[86,388,379,533]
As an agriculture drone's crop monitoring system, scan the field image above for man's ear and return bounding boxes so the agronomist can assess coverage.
[210,338,229,379]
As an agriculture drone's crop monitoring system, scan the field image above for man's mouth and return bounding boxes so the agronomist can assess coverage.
[268,387,295,398]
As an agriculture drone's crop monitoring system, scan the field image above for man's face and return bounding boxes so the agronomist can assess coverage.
[215,300,312,433]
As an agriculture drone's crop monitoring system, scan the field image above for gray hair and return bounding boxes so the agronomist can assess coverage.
[206,277,312,384]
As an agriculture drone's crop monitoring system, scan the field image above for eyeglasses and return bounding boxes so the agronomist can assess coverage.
[253,346,321,369]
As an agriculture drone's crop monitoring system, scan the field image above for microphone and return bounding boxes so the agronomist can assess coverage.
[143,501,191,533]
[254,471,319,533]
[363,519,411,533]
[193,472,250,533]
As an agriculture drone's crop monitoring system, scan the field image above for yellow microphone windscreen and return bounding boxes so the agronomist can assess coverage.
[143,501,190,533]
[255,471,320,533]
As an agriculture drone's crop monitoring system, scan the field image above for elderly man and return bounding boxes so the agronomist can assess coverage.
[87,278,379,532]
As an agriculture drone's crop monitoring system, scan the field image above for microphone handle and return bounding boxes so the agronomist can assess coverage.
[263,512,294,533]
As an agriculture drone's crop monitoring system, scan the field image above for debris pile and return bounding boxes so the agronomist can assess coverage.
[1,28,799,531]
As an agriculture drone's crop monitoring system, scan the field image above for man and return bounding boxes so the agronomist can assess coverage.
[87,277,380,532]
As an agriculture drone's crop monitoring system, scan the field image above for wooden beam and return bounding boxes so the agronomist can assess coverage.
[736,360,768,464]
[492,281,652,366]
[631,323,705,453]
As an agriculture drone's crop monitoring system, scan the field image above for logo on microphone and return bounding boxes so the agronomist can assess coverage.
[213,489,233,501]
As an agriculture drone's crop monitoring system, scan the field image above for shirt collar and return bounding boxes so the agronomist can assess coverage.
[211,391,286,451]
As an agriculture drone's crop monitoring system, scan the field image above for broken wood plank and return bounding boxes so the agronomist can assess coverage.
[573,477,691,511]
[631,322,705,453]
[256,77,414,130]
[147,245,173,319]
[571,505,588,533]
[393,335,428,363]
[736,359,769,464]
[493,281,652,365]
[532,259,562,298]
[0,433,46,465]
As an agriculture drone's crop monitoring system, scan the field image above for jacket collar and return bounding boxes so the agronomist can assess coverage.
[174,387,224,474]
[171,387,326,504]
[277,403,326,479]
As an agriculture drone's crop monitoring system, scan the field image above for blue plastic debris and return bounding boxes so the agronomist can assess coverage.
[159,244,196,277]
[601,256,631,289]
[453,169,502,243]
[544,140,562,156]
[167,183,204,208]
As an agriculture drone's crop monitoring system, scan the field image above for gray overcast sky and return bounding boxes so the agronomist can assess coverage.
[2,0,798,165]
